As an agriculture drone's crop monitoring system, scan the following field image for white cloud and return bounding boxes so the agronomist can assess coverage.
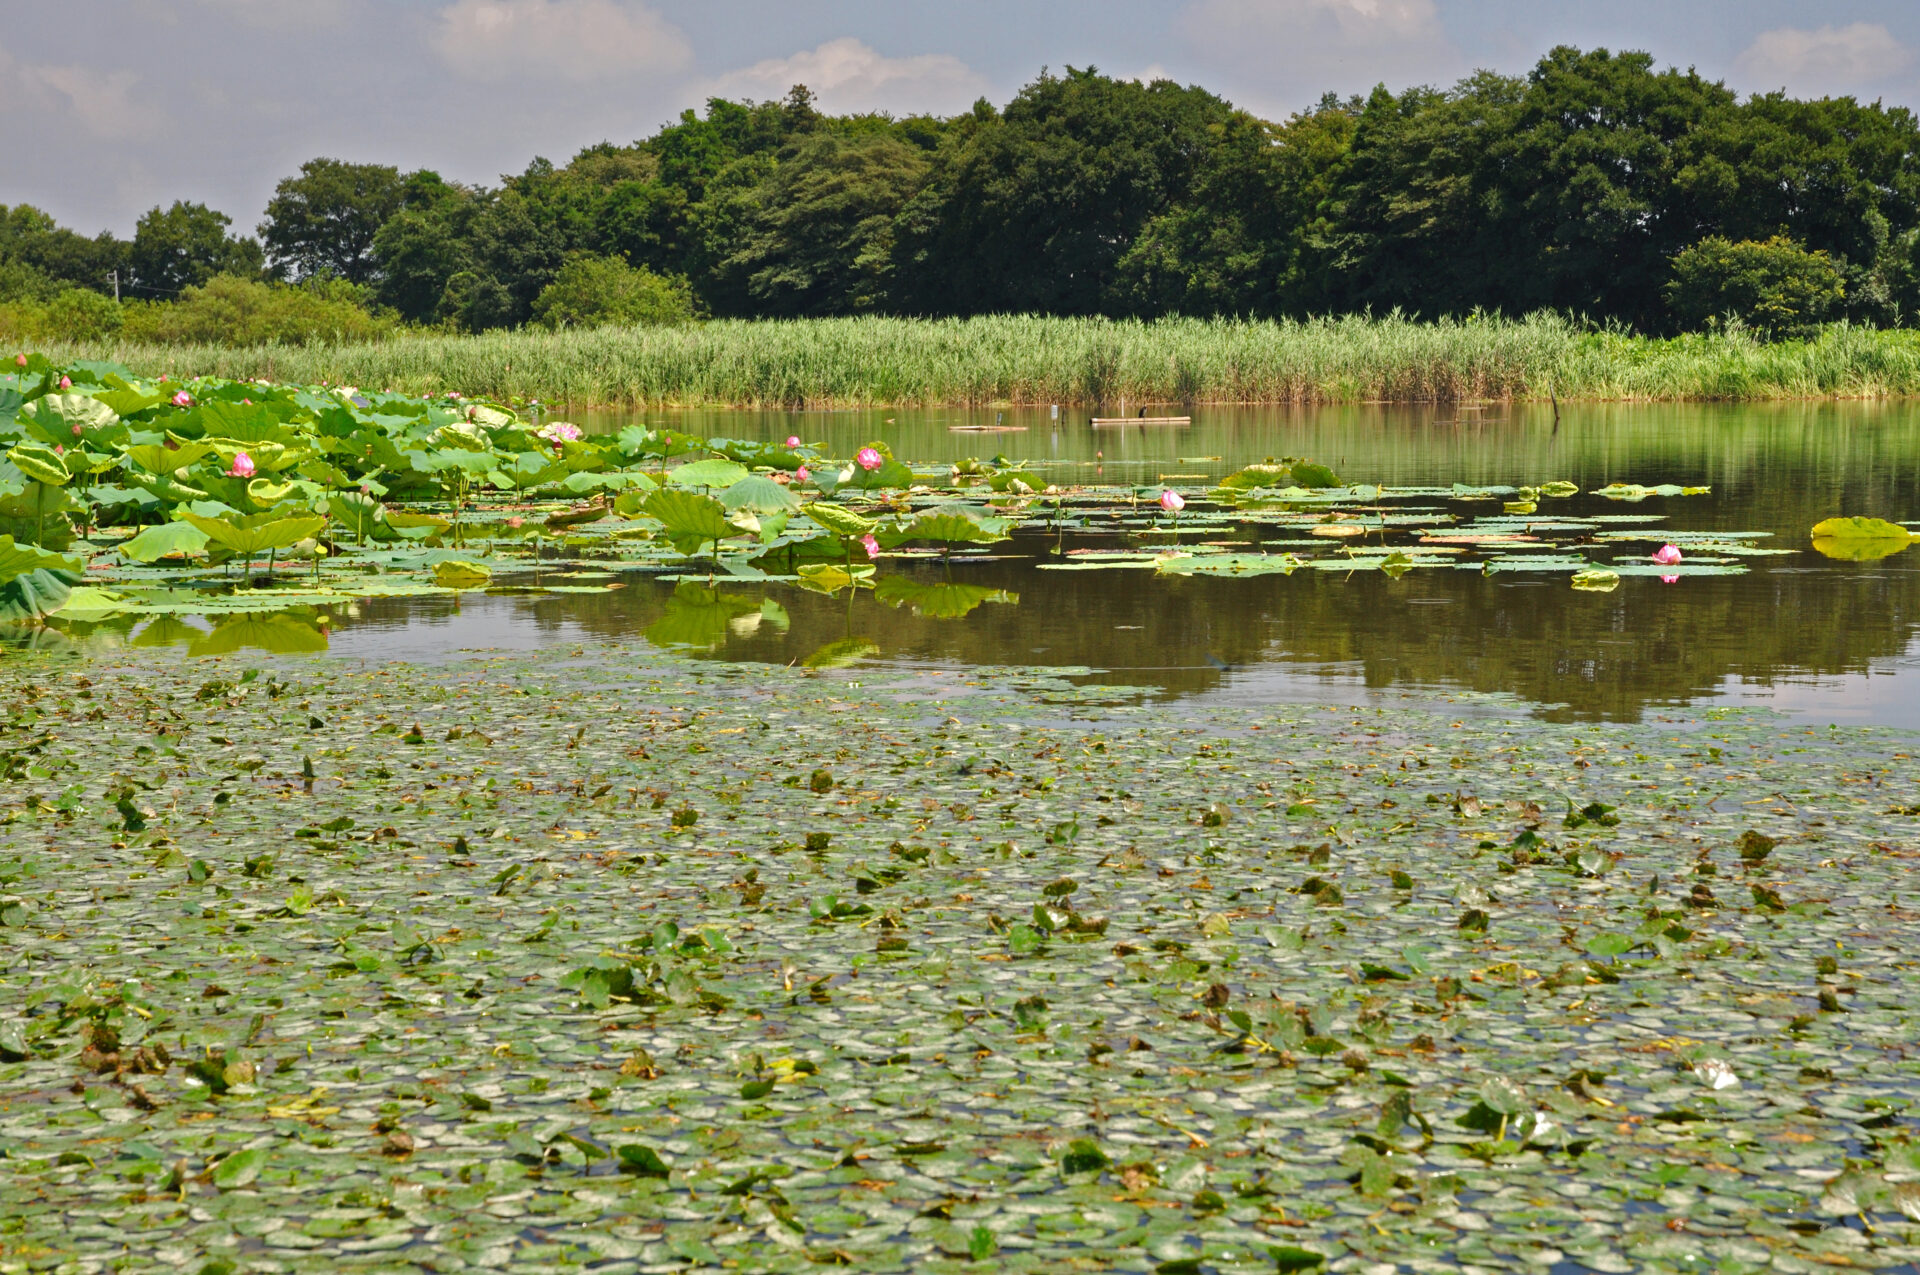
[431,0,691,82]
[708,37,991,116]
[1178,0,1464,113]
[1734,23,1914,97]
[0,49,156,141]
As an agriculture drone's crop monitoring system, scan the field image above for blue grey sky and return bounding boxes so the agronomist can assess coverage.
[7,1,1919,239]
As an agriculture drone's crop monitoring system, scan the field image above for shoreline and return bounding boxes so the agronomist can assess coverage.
[25,311,1920,411]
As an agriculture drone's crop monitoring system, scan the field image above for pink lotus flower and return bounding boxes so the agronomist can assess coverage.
[1651,543,1683,566]
[57,376,70,389]
[537,421,582,444]
[856,446,883,472]
[505,516,524,529]
[1660,574,1680,584]
[227,452,256,479]
[171,391,192,407]
[860,533,880,560]
[785,435,802,448]
[795,465,810,483]
[1159,489,1186,513]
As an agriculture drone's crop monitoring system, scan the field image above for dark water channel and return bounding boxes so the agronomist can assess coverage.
[120,402,1920,725]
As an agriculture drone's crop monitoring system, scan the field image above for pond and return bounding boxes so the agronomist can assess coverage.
[202,400,1920,726]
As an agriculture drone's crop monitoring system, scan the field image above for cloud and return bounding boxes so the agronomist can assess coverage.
[190,0,353,28]
[1178,0,1464,112]
[431,0,691,82]
[708,37,992,116]
[0,49,156,142]
[1734,24,1914,97]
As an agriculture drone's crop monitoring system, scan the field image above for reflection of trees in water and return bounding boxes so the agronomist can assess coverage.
[277,402,1920,721]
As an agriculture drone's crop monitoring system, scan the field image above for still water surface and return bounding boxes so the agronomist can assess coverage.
[293,401,1920,727]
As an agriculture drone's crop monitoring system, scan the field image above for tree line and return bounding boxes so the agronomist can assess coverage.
[5,46,1918,342]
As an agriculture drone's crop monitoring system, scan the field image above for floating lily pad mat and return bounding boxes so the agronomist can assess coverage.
[3,646,1919,1272]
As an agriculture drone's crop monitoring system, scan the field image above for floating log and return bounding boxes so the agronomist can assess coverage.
[948,425,1029,433]
[1091,415,1191,427]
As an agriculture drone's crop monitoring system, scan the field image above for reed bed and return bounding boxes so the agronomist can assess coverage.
[37,312,1920,408]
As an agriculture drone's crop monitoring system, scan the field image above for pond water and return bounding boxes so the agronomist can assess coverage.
[66,401,1920,726]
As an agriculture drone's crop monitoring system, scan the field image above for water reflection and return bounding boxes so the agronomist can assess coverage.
[21,402,1920,726]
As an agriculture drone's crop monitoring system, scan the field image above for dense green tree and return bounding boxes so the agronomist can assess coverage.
[129,201,262,295]
[1665,236,1845,336]
[530,254,694,328]
[260,158,407,283]
[720,132,930,316]
[0,204,128,296]
[1111,97,1360,316]
[893,69,1237,316]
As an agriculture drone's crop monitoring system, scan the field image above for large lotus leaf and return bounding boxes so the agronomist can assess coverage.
[327,491,389,542]
[118,521,210,563]
[562,468,650,494]
[189,402,301,446]
[433,560,493,589]
[1158,552,1308,577]
[486,451,570,491]
[1811,516,1912,552]
[669,458,751,489]
[840,456,917,492]
[874,577,1017,619]
[710,437,804,472]
[125,441,218,474]
[644,489,733,543]
[20,393,124,450]
[0,536,84,623]
[94,388,166,417]
[179,510,327,557]
[430,422,494,452]
[6,443,70,487]
[882,509,1011,548]
[804,503,878,538]
[1218,464,1293,492]
[0,483,79,550]
[721,475,801,515]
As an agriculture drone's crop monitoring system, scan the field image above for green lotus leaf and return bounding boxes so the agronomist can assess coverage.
[795,563,875,596]
[883,509,1011,548]
[19,393,122,448]
[804,502,878,538]
[6,443,70,487]
[669,458,750,489]
[179,510,327,557]
[433,560,493,589]
[644,489,734,550]
[118,521,210,563]
[0,535,84,623]
[1570,569,1620,592]
[721,475,801,515]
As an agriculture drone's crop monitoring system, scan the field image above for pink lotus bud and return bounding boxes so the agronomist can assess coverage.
[12,354,24,367]
[786,436,802,448]
[71,424,82,437]
[227,452,256,478]
[1651,544,1683,566]
[506,516,524,529]
[58,376,70,389]
[242,398,251,405]
[861,533,880,560]
[53,444,63,456]
[171,391,192,407]
[795,465,810,483]
[1159,489,1186,513]
[856,447,883,472]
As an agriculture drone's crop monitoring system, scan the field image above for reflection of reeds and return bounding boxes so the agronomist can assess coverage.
[35,313,1920,409]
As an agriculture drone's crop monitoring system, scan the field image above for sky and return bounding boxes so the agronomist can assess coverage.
[7,0,1920,242]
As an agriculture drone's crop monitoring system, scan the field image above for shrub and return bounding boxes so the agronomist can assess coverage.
[116,274,399,345]
[1666,236,1845,338]
[531,254,695,330]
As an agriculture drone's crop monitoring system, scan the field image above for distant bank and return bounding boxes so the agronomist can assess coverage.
[34,313,1920,409]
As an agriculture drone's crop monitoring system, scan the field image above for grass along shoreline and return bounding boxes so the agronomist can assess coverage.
[32,311,1920,409]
